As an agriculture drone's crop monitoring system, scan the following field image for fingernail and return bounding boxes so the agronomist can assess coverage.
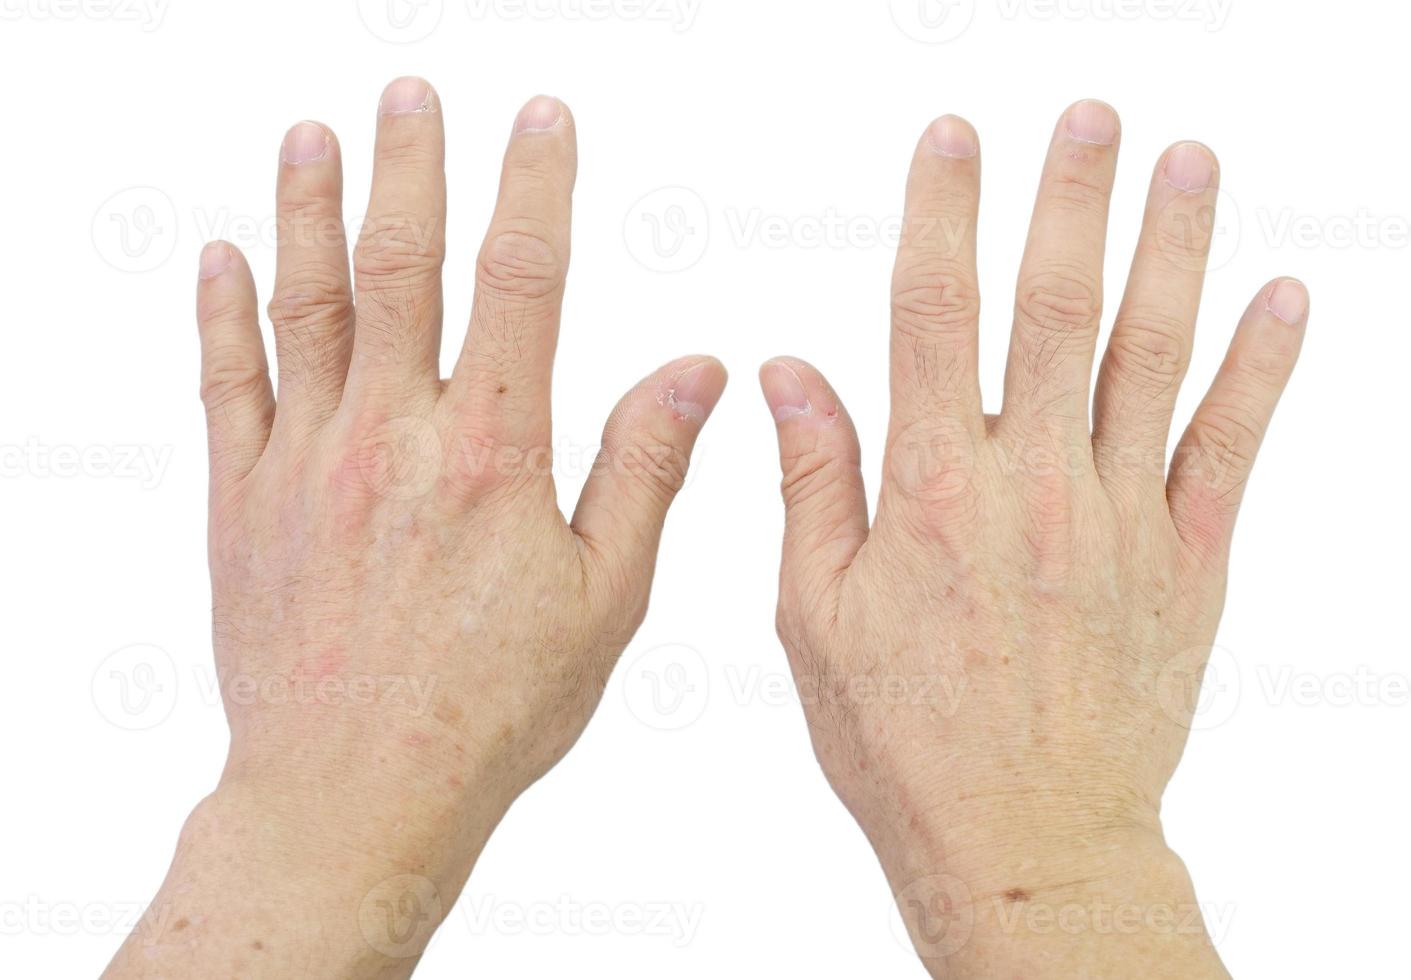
[1266,279,1308,325]
[380,77,434,116]
[760,361,811,422]
[1065,100,1118,145]
[281,121,329,165]
[926,115,977,159]
[199,242,231,280]
[663,361,724,423]
[1163,142,1215,193]
[513,95,563,134]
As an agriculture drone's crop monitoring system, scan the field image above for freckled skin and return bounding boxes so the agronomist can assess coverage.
[106,82,727,979]
[761,106,1305,978]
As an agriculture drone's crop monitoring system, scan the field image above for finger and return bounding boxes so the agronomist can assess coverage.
[347,76,446,402]
[449,95,577,450]
[1168,279,1308,561]
[759,357,869,616]
[1001,100,1121,438]
[572,356,726,590]
[1093,142,1220,486]
[268,120,353,437]
[196,242,274,498]
[888,115,984,442]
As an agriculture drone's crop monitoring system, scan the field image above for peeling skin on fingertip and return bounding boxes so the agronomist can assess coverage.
[772,401,812,423]
[657,362,718,423]
[657,384,707,423]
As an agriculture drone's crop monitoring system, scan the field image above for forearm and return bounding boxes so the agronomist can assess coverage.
[104,775,502,979]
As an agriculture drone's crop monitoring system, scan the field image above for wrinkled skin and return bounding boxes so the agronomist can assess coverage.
[760,102,1305,977]
[107,78,725,978]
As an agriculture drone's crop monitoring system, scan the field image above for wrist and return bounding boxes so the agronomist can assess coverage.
[878,817,1227,979]
[105,774,502,978]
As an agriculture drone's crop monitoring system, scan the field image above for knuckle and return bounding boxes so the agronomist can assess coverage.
[1187,405,1262,471]
[890,267,980,341]
[476,227,566,302]
[1015,266,1102,338]
[1045,169,1111,213]
[276,199,343,248]
[444,424,546,503]
[200,356,267,411]
[779,447,849,511]
[268,273,353,334]
[375,137,440,173]
[1231,346,1293,387]
[328,413,445,507]
[885,418,980,543]
[611,433,690,503]
[1153,207,1215,261]
[353,212,444,287]
[1106,311,1190,385]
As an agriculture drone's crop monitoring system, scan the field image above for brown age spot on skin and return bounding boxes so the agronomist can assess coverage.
[497,384,508,394]
[496,724,514,747]
[1000,655,1010,665]
[434,700,464,727]
[251,941,264,951]
[1003,888,1030,903]
[172,918,189,932]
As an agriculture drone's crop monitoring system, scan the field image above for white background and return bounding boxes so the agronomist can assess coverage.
[1,1,1407,976]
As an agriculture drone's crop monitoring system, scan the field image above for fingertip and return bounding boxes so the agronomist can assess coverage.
[759,357,813,423]
[379,76,438,116]
[660,356,727,424]
[923,114,979,159]
[198,241,234,281]
[1063,98,1120,146]
[1264,277,1310,326]
[1160,140,1218,193]
[280,120,333,166]
[513,94,570,135]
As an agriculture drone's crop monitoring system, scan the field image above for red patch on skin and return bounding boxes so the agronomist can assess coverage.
[295,649,349,680]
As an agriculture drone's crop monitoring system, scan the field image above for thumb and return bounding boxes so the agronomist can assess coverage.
[759,357,869,615]
[572,356,727,589]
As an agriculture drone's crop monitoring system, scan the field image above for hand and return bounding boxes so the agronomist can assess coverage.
[106,78,725,977]
[759,101,1305,977]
